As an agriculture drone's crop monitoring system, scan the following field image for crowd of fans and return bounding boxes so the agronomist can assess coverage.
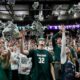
[0,26,80,80]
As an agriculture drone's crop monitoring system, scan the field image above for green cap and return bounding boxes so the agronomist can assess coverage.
[37,35,45,44]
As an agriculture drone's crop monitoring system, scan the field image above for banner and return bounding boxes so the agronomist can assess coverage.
[48,24,80,30]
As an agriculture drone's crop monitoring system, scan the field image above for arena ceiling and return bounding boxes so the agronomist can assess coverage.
[0,0,80,25]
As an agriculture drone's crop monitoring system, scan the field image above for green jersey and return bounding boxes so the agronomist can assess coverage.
[28,49,53,80]
[0,58,8,80]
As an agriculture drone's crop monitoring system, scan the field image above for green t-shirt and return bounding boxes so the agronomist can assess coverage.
[0,59,8,80]
[28,49,53,80]
[0,66,8,80]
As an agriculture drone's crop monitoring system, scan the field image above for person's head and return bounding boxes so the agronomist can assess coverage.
[38,37,45,47]
[0,38,4,47]
[48,40,52,46]
[0,47,4,53]
[66,47,71,54]
[65,47,74,63]
[56,37,62,44]
[2,50,8,54]
[31,39,36,46]
[77,47,80,53]
[15,40,20,48]
[12,46,17,52]
[2,50,8,58]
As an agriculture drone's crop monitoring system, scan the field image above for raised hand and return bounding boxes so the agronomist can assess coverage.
[60,25,65,32]
[19,31,25,38]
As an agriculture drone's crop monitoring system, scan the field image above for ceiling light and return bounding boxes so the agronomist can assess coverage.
[0,11,9,14]
[19,17,24,21]
[15,11,29,16]
[2,15,7,19]
[57,16,62,20]
[58,15,67,20]
[78,2,80,6]
[60,11,66,15]
[53,11,59,16]
[74,13,78,18]
[0,15,10,19]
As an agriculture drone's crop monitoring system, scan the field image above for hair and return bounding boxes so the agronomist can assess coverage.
[57,36,62,39]
[67,52,75,64]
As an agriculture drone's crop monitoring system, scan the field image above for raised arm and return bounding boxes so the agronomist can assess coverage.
[60,25,66,64]
[20,31,29,55]
[50,63,56,80]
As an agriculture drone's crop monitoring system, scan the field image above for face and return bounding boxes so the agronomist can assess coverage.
[49,41,52,46]
[2,50,8,58]
[57,38,62,44]
[3,50,8,54]
[0,39,4,48]
[16,41,20,48]
[13,46,17,52]
[38,40,45,46]
[66,47,71,53]
[31,40,35,46]
[77,47,80,53]
[0,47,4,53]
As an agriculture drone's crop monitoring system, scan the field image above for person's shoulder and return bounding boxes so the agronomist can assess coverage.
[19,53,25,57]
[29,49,36,53]
[43,49,49,53]
[29,49,35,51]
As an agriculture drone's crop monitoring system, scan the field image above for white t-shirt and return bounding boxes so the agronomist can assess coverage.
[18,53,32,75]
[45,46,53,52]
[10,51,19,70]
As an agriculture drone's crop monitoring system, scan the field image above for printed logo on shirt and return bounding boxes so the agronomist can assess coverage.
[21,57,28,64]
[37,54,46,64]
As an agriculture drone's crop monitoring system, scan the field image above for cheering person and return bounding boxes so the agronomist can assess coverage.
[20,31,56,80]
